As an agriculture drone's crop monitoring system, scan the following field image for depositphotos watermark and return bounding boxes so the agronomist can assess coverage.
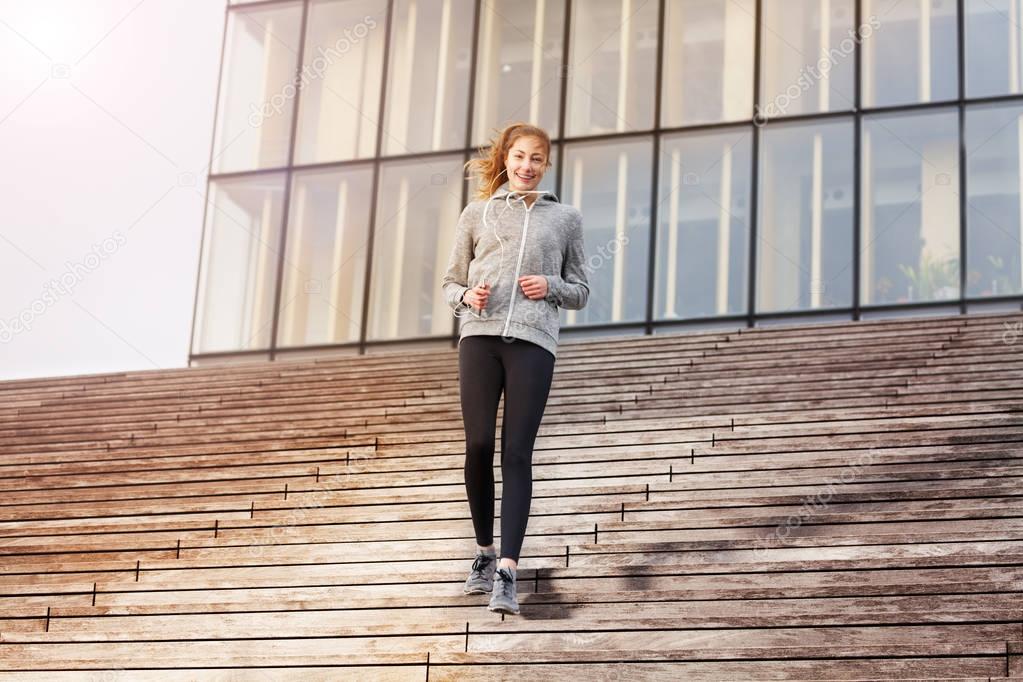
[248,15,379,128]
[750,447,878,557]
[1003,320,1021,345]
[756,15,881,125]
[0,231,127,344]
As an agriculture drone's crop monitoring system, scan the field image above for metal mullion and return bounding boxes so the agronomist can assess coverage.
[948,91,1023,108]
[957,0,968,314]
[358,0,396,354]
[225,0,297,10]
[205,90,1023,184]
[652,114,819,136]
[207,165,292,181]
[644,0,666,336]
[267,0,310,361]
[747,0,763,328]
[190,290,1023,360]
[852,0,863,321]
[190,348,273,361]
[960,293,1023,308]
[372,146,486,165]
[858,97,963,117]
[555,0,572,200]
[451,0,483,346]
[189,3,232,365]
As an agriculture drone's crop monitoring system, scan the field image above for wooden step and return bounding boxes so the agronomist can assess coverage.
[1,311,1020,676]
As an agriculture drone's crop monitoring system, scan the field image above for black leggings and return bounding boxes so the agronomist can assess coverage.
[458,334,556,563]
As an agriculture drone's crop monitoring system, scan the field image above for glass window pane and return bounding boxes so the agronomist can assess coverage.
[965,0,1023,98]
[656,127,752,320]
[861,108,960,305]
[366,155,466,339]
[562,137,652,325]
[662,0,755,127]
[757,118,854,313]
[966,102,1023,298]
[213,3,303,174]
[193,175,286,353]
[861,0,958,108]
[472,0,565,145]
[381,0,474,155]
[759,0,856,119]
[277,166,374,348]
[566,0,659,136]
[294,0,387,164]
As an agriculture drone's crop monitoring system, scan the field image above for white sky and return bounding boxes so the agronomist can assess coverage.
[0,1,226,380]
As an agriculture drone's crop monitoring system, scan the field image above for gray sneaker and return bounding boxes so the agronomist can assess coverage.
[463,550,497,594]
[488,566,519,614]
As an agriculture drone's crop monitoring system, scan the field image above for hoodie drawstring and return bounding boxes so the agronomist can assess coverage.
[453,190,553,320]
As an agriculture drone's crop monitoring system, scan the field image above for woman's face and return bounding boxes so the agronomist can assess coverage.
[505,136,548,193]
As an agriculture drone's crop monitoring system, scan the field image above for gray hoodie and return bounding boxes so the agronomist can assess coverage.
[440,188,590,358]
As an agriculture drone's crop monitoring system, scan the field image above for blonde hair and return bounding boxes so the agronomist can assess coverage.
[464,122,553,200]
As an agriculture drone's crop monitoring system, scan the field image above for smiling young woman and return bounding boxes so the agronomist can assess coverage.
[440,121,590,615]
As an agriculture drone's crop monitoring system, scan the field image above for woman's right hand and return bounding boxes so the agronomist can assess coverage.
[463,282,490,311]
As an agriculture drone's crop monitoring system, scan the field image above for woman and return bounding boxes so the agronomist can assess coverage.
[440,122,590,615]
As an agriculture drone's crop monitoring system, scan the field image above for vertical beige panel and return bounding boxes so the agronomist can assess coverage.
[861,128,874,304]
[388,1,418,152]
[567,156,584,326]
[282,182,309,344]
[723,0,754,121]
[328,178,351,342]
[474,2,498,139]
[432,0,452,150]
[530,0,546,124]
[612,150,629,320]
[665,147,681,318]
[862,0,876,106]
[919,0,931,102]
[617,0,632,133]
[919,140,958,278]
[1018,115,1023,291]
[818,0,831,112]
[810,132,824,308]
[717,144,734,314]
[387,177,411,337]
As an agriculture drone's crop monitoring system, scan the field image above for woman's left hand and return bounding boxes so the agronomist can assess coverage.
[518,275,548,300]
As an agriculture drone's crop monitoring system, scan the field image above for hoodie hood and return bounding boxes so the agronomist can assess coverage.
[490,188,560,204]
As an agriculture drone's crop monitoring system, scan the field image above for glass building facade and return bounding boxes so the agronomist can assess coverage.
[191,0,1023,364]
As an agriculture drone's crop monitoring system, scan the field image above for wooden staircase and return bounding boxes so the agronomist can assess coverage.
[1,311,1021,680]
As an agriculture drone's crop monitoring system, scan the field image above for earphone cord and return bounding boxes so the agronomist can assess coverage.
[453,189,550,319]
